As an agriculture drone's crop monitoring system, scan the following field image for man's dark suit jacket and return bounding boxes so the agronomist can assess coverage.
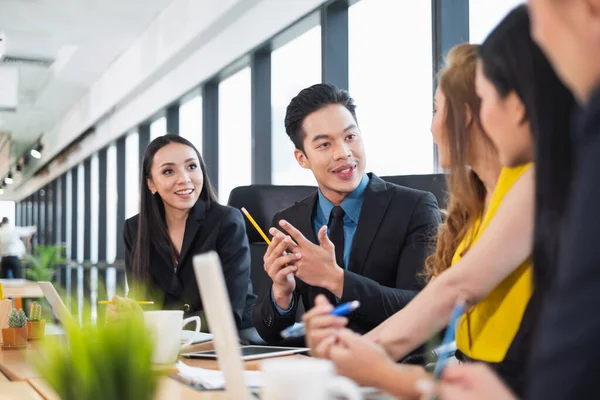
[253,173,441,343]
[124,199,256,329]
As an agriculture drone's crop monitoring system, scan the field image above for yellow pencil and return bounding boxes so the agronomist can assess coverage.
[98,301,154,305]
[241,207,271,245]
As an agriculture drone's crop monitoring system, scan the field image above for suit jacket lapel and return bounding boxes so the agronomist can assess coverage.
[292,192,339,305]
[149,245,183,297]
[349,174,394,275]
[178,199,207,268]
[289,193,318,245]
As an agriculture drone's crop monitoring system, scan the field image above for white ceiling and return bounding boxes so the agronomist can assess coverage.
[0,0,174,162]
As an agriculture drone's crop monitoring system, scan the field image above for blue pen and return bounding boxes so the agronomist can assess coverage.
[432,301,466,380]
[280,300,361,339]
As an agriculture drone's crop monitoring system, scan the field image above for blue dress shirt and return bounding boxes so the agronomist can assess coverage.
[272,174,370,314]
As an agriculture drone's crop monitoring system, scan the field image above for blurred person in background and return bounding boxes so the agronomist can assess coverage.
[0,217,36,279]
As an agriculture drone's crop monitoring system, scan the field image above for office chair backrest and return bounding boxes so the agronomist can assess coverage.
[228,185,317,299]
[381,174,448,209]
[228,185,317,243]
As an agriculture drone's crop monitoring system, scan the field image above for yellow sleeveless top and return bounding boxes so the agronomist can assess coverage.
[453,163,533,362]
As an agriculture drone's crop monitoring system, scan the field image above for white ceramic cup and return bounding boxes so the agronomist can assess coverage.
[144,310,200,364]
[260,358,362,400]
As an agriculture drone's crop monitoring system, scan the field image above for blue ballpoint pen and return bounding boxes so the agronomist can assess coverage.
[432,301,466,380]
[280,300,361,339]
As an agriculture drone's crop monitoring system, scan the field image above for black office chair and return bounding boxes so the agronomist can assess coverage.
[228,184,316,298]
[381,173,448,209]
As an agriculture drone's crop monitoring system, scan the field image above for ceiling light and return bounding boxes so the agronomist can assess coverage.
[30,148,41,159]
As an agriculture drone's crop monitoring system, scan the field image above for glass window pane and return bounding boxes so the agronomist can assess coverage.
[77,163,85,263]
[349,0,434,176]
[56,178,62,246]
[150,117,167,141]
[106,144,117,264]
[65,171,72,259]
[90,154,99,264]
[271,26,321,185]
[179,96,203,154]
[469,0,525,44]
[0,201,15,225]
[39,192,45,243]
[125,132,140,219]
[218,67,251,203]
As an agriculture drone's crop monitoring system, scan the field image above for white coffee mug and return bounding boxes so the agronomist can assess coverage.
[260,358,362,400]
[144,310,200,364]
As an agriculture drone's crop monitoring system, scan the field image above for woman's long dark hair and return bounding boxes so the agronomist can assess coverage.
[479,4,575,303]
[132,134,217,282]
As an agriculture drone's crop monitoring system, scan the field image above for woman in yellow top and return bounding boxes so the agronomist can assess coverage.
[302,40,536,399]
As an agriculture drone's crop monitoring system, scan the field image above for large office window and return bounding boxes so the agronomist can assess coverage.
[271,26,321,185]
[218,67,251,203]
[179,95,203,154]
[349,0,434,176]
[90,154,99,264]
[77,163,85,263]
[125,132,140,219]
[150,116,167,141]
[0,201,15,224]
[106,144,117,264]
[65,171,72,259]
[469,0,525,44]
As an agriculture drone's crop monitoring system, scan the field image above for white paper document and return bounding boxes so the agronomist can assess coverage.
[180,331,213,345]
[176,361,263,389]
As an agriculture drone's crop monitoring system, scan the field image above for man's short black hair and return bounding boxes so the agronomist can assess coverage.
[284,83,357,152]
[1,217,8,224]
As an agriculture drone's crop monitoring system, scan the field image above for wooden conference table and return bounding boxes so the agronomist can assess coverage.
[0,340,305,399]
[0,279,44,311]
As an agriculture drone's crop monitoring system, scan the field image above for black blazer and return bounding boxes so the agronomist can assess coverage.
[123,199,256,329]
[253,173,441,343]
[526,89,600,399]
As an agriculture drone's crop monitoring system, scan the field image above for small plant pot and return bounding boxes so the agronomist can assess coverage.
[27,320,46,340]
[1,327,28,349]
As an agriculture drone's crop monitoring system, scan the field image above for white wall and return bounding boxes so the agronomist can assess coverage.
[13,0,327,201]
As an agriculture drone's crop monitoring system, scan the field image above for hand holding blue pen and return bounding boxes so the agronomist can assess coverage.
[432,301,466,380]
[280,300,361,339]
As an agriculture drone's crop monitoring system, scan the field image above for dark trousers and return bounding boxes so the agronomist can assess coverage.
[1,256,23,279]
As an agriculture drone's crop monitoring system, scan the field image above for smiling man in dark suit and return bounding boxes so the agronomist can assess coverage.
[252,83,441,343]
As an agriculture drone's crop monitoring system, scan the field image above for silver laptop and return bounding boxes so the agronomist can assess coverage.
[38,281,73,326]
[192,251,259,399]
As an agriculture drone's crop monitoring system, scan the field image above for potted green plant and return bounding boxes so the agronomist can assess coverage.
[36,313,158,399]
[2,309,28,349]
[22,245,66,282]
[27,302,45,340]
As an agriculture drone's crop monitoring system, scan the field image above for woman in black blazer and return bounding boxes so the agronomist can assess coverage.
[111,134,255,329]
